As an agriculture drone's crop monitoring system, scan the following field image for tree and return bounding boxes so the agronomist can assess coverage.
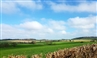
[30,41,36,44]
[11,42,17,47]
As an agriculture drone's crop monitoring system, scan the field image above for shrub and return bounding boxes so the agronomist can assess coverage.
[11,42,17,47]
[0,42,17,48]
[30,41,36,44]
[80,41,84,43]
[45,40,53,45]
[0,42,10,48]
[90,40,95,42]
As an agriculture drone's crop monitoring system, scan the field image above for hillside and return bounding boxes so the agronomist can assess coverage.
[72,36,97,40]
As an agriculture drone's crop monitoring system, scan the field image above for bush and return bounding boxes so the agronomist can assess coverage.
[0,42,10,48]
[80,41,84,43]
[45,40,53,45]
[90,40,95,42]
[0,42,17,48]
[30,41,36,44]
[11,42,17,47]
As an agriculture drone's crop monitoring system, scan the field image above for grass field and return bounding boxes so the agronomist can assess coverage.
[0,41,96,58]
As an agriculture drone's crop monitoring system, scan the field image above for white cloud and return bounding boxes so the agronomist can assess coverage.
[0,23,48,39]
[61,30,67,34]
[46,28,54,33]
[49,1,97,13]
[20,21,43,30]
[0,0,43,14]
[0,24,25,39]
[0,16,96,39]
[67,15,97,37]
[57,0,87,2]
[74,29,96,37]
[17,0,42,10]
[0,19,67,39]
[68,16,97,29]
[48,20,66,30]
[0,2,20,14]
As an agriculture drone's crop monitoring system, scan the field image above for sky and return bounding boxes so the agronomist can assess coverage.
[0,0,97,39]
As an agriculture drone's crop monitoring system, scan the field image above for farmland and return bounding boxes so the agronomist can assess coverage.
[0,39,97,58]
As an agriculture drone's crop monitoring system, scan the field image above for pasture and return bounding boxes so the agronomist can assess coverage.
[0,40,97,58]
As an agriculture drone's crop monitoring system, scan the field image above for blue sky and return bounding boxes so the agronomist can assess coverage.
[0,0,97,39]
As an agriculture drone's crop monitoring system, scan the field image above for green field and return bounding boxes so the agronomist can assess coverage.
[0,41,96,58]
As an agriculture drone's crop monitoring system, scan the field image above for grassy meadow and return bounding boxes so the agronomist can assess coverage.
[0,39,97,58]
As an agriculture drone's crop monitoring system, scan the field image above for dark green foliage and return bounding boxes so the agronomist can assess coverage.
[73,36,97,40]
[90,39,95,42]
[80,41,84,43]
[0,42,10,48]
[45,40,53,45]
[30,41,36,44]
[69,40,72,42]
[11,42,17,47]
[57,40,61,42]
[0,42,17,48]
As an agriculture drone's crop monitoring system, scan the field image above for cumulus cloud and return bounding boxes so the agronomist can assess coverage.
[68,15,97,37]
[68,16,97,29]
[0,23,47,39]
[49,1,97,13]
[61,30,67,34]
[0,0,43,14]
[20,21,43,30]
[19,20,66,33]
[46,28,54,33]
[0,2,20,14]
[0,16,96,39]
[17,0,42,10]
[48,20,66,30]
[0,19,67,39]
[0,24,25,39]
